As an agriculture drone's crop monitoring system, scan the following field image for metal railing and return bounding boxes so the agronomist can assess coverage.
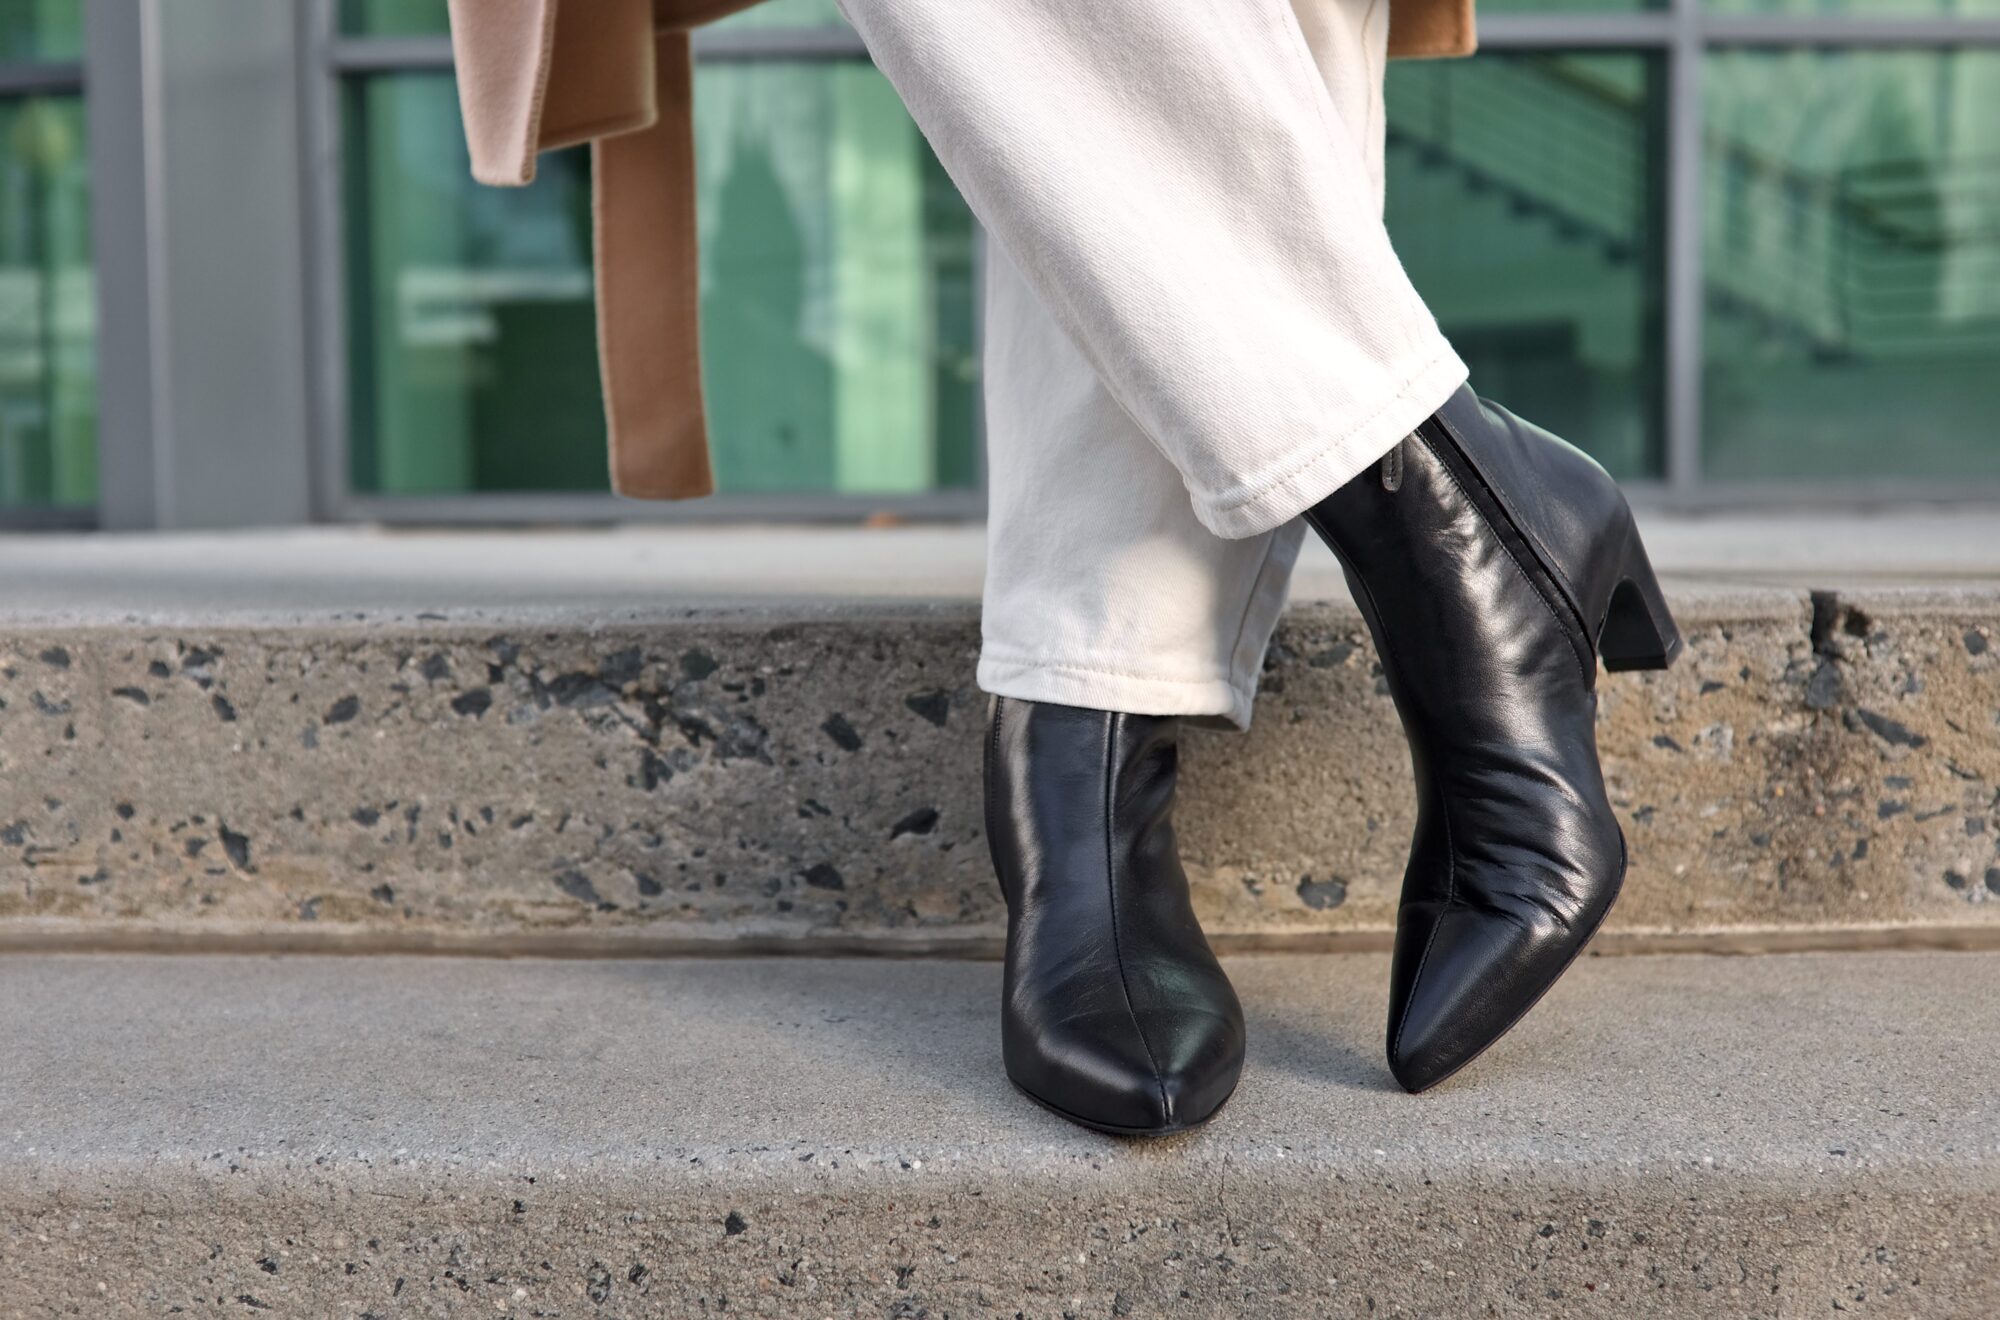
[1385,54,2000,361]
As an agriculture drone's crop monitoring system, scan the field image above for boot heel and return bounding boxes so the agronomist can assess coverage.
[1597,531,1682,672]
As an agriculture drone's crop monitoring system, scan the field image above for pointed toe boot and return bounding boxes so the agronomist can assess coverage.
[1305,386,1681,1093]
[985,697,1244,1135]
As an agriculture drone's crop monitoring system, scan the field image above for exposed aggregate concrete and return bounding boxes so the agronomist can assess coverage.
[1,586,1996,947]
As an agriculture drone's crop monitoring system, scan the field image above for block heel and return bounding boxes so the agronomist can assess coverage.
[1596,529,1682,673]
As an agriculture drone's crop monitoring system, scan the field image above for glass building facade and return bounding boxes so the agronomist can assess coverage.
[4,0,1999,524]
[0,0,88,518]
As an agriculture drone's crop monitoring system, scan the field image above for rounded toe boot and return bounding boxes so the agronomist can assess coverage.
[1306,385,1682,1093]
[986,697,1244,1135]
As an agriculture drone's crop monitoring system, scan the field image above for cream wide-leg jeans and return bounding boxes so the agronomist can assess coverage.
[839,0,1470,729]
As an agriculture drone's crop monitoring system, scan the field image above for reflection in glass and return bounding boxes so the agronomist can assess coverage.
[341,0,852,38]
[713,0,851,28]
[1703,50,2000,481]
[344,73,602,495]
[694,61,977,494]
[0,94,92,510]
[343,64,978,496]
[0,0,80,62]
[1478,0,1659,14]
[1705,0,1996,15]
[338,0,447,38]
[1386,53,1666,479]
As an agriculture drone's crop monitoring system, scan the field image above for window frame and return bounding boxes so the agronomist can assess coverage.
[305,0,2000,521]
[306,7,987,523]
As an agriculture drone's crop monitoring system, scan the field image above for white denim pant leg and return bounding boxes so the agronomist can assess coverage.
[973,0,1428,729]
[836,0,1467,538]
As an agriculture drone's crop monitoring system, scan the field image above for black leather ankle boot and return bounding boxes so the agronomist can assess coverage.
[1304,386,1681,1093]
[984,697,1244,1134]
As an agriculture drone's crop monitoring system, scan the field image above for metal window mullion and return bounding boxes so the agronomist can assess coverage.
[0,61,81,94]
[1699,16,2000,46]
[1663,0,1705,499]
[300,0,347,522]
[1475,15,1674,47]
[325,26,878,73]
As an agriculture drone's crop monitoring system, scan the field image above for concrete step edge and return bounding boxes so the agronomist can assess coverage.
[6,950,1998,1316]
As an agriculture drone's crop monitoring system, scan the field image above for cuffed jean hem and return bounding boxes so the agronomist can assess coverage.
[977,654,1261,733]
[1188,343,1471,540]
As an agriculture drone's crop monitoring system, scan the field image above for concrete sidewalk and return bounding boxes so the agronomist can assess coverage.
[5,949,1997,1315]
[2,504,1996,623]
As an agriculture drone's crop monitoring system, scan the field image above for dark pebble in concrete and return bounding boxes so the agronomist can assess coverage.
[553,870,605,906]
[1309,643,1356,669]
[600,647,644,686]
[37,647,69,669]
[890,808,940,840]
[451,689,493,718]
[1803,661,1841,711]
[803,863,845,891]
[112,687,150,706]
[904,690,952,727]
[546,673,616,709]
[1851,708,1926,748]
[212,694,237,722]
[680,649,720,681]
[1297,876,1348,910]
[723,1211,748,1236]
[219,825,252,871]
[820,714,862,752]
[325,696,360,725]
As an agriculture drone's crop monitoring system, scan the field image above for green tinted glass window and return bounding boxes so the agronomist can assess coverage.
[1386,53,1666,480]
[0,94,92,511]
[1704,0,1998,15]
[1702,50,2000,481]
[340,0,852,38]
[0,0,80,62]
[1479,0,1660,13]
[343,63,978,496]
[343,72,599,495]
[339,0,447,38]
[694,61,978,494]
[714,0,851,28]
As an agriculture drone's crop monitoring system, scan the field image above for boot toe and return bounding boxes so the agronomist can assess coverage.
[1387,902,1590,1093]
[1007,1005,1242,1135]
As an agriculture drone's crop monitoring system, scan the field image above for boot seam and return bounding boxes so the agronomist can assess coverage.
[1102,711,1170,1121]
[984,696,1006,904]
[1429,407,1594,653]
[1306,502,1455,1066]
[1415,426,1593,693]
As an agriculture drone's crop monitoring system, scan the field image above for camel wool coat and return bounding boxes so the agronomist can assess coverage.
[446,0,1477,500]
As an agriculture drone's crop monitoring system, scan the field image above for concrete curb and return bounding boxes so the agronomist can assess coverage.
[2,584,1997,948]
